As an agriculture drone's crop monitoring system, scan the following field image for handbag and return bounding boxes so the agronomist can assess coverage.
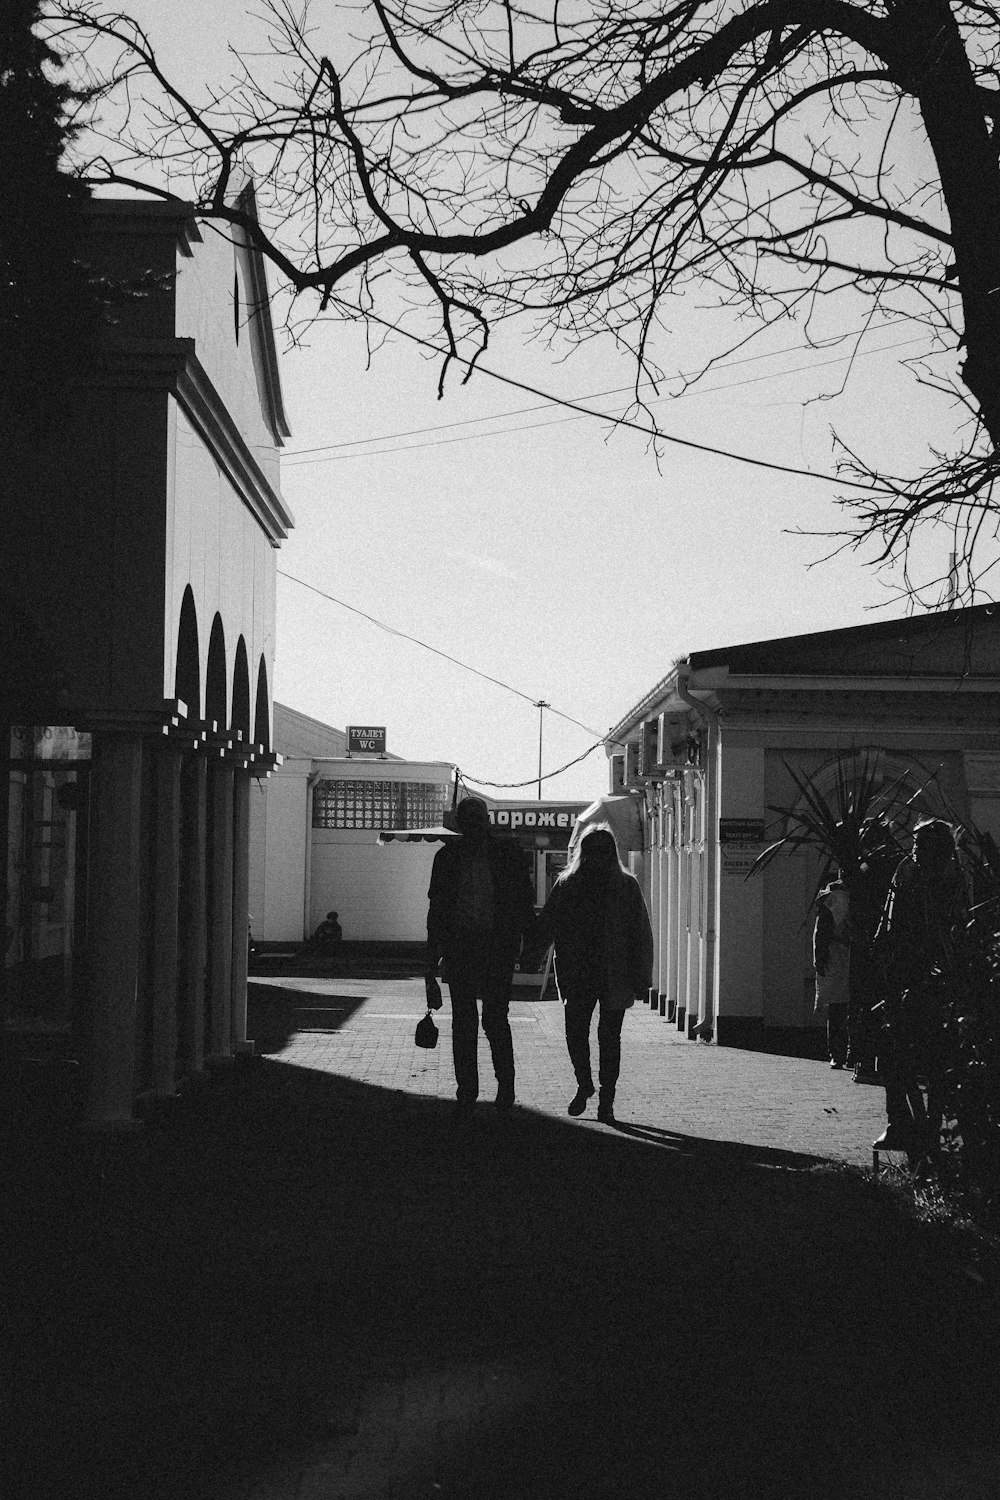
[414,1009,439,1049]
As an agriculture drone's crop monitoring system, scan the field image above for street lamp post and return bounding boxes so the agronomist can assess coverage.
[535,700,549,800]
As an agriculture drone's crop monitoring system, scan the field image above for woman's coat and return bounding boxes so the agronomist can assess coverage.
[537,871,654,1008]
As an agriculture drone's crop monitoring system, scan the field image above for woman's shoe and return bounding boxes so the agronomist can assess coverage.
[567,1086,594,1116]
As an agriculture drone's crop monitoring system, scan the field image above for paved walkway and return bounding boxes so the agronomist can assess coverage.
[6,978,998,1500]
[250,976,888,1169]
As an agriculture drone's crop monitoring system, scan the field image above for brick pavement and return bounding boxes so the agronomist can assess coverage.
[251,975,889,1169]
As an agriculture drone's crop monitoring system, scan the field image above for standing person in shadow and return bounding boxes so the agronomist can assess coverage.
[534,825,654,1126]
[426,796,536,1120]
[873,818,966,1160]
[813,880,851,1069]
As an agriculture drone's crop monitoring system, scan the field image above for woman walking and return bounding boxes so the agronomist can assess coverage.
[536,825,654,1125]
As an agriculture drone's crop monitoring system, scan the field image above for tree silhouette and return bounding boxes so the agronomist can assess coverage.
[49,0,1000,596]
[2,1,96,433]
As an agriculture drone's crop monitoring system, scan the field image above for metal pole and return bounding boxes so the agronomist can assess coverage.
[535,700,549,800]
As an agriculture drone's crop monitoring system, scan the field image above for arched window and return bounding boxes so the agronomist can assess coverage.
[174,586,201,721]
[784,747,948,840]
[231,637,251,743]
[205,615,227,735]
[253,656,270,754]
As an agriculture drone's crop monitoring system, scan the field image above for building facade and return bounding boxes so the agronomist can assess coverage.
[607,606,1000,1049]
[250,704,457,944]
[3,194,292,1125]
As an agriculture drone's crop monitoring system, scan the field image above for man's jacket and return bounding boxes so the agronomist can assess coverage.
[427,835,536,964]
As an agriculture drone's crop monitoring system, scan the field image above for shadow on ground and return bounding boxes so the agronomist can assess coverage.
[246,984,370,1053]
[249,942,429,983]
[2,1058,998,1500]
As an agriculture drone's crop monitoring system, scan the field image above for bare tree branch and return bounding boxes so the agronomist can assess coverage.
[45,0,1000,597]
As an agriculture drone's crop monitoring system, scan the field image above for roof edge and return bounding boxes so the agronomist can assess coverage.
[688,601,1000,670]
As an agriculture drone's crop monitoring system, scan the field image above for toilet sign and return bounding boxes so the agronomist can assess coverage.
[347,726,387,754]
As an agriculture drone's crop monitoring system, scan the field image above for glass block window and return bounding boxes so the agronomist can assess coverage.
[312,779,450,830]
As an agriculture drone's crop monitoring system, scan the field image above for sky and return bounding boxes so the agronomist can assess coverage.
[61,1,971,803]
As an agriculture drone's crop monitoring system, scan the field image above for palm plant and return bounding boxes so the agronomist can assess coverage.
[748,748,930,894]
[933,826,1000,1208]
[749,750,1000,1211]
[749,749,940,1089]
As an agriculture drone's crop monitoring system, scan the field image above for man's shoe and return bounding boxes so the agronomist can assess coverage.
[495,1082,515,1115]
[452,1100,476,1123]
[873,1124,912,1150]
[567,1086,594,1117]
[830,1059,845,1069]
[596,1103,617,1125]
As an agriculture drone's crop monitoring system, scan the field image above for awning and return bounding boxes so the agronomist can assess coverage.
[377,825,460,845]
[568,794,644,853]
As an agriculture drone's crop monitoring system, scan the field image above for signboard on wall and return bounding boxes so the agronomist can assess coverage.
[488,803,585,849]
[719,817,766,877]
[347,726,387,754]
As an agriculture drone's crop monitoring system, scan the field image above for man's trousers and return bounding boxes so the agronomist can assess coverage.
[445,935,516,1104]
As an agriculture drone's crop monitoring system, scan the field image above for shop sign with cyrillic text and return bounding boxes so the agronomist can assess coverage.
[347,726,387,754]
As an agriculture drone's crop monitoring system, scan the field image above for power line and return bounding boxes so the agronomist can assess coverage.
[277,568,616,743]
[282,328,930,467]
[285,319,927,455]
[457,738,604,791]
[308,301,895,492]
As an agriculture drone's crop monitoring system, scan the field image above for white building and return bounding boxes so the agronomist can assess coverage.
[4,193,291,1126]
[607,605,1000,1050]
[249,704,456,943]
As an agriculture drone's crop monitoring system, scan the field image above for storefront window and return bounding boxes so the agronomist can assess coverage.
[9,725,92,762]
[5,727,91,1034]
[312,778,450,830]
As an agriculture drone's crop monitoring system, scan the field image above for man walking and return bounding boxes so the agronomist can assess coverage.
[426,797,536,1119]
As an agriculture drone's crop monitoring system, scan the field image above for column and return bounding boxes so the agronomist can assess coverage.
[688,772,706,1036]
[666,789,679,1020]
[150,741,182,1096]
[688,845,704,1036]
[716,745,766,1049]
[648,801,660,1007]
[179,750,208,1077]
[230,767,253,1054]
[206,755,235,1063]
[82,731,143,1130]
[658,805,670,1016]
[676,779,691,1033]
